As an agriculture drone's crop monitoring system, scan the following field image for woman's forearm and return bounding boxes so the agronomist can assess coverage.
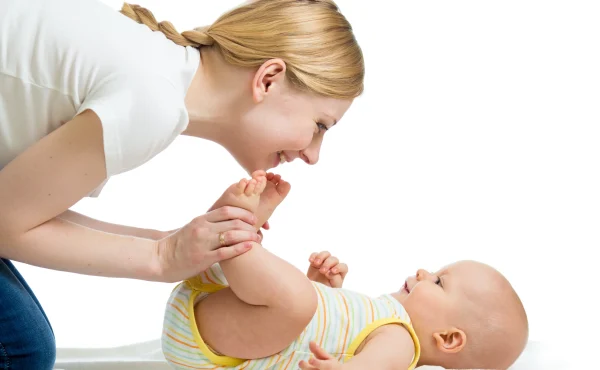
[58,210,168,240]
[0,217,162,281]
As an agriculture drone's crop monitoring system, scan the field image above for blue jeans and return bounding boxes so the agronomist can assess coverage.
[0,259,56,369]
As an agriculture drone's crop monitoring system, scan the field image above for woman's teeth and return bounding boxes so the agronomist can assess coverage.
[279,152,286,164]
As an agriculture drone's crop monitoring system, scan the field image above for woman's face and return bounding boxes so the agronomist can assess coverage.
[227,60,353,173]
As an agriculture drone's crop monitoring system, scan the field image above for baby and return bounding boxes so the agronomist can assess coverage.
[161,171,529,370]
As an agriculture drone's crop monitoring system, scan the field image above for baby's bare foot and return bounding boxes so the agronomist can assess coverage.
[210,171,267,219]
[255,173,291,227]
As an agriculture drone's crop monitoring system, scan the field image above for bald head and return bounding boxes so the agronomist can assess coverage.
[453,261,529,369]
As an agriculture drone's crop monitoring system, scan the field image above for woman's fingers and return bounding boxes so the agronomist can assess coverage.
[205,206,256,225]
[209,241,255,264]
[213,219,258,233]
[215,230,260,248]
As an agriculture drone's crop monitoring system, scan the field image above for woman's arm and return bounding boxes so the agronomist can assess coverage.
[5,216,162,280]
[58,210,169,240]
[0,109,258,282]
[0,110,163,280]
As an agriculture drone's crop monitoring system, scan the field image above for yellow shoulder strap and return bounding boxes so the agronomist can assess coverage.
[346,318,421,370]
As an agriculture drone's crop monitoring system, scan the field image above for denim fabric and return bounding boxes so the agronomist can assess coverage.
[0,259,56,369]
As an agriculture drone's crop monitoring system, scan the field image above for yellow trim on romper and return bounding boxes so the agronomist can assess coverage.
[170,281,183,294]
[184,280,246,367]
[345,318,421,370]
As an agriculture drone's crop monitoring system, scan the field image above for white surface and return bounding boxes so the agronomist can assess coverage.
[7,0,597,362]
[53,340,575,370]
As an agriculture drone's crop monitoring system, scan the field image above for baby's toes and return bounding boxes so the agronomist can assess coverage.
[232,179,247,195]
[244,178,257,196]
[276,180,291,197]
[255,176,267,195]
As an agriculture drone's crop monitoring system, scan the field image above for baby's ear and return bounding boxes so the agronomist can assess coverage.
[433,327,466,354]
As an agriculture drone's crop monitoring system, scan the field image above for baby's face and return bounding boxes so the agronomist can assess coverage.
[396,263,458,330]
[396,261,528,369]
[396,261,494,341]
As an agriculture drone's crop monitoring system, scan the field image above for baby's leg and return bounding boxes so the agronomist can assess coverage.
[195,176,317,359]
[196,244,317,359]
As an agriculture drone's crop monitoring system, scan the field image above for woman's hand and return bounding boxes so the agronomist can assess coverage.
[256,220,269,242]
[307,251,348,288]
[155,205,260,282]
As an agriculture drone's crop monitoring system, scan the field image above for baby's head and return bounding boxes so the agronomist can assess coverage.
[394,260,528,369]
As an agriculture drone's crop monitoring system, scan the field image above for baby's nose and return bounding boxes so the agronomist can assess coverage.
[416,269,434,281]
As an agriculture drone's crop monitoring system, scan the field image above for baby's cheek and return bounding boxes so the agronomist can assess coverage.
[413,289,444,314]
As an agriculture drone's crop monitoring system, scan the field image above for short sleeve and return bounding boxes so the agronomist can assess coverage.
[86,178,109,198]
[77,74,189,178]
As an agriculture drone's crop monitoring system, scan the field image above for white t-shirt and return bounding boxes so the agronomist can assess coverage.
[0,0,200,196]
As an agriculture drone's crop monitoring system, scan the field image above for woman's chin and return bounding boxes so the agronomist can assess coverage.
[238,158,268,175]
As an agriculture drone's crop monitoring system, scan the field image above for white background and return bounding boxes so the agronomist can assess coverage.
[13,0,599,365]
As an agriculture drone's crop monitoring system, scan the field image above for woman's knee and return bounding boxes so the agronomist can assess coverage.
[0,312,56,370]
[0,313,56,370]
[0,259,56,369]
[28,327,57,370]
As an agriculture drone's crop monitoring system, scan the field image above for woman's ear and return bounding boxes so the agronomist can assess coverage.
[251,58,286,103]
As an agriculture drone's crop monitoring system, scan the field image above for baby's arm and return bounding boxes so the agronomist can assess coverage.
[300,325,415,370]
[344,325,415,369]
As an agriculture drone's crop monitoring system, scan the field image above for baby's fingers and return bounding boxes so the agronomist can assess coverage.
[328,274,344,288]
[298,360,318,370]
[310,251,331,267]
[330,263,348,279]
[320,256,339,274]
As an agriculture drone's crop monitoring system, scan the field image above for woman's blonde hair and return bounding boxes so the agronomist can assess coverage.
[120,0,364,99]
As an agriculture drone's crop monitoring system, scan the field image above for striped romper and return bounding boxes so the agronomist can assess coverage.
[161,263,421,370]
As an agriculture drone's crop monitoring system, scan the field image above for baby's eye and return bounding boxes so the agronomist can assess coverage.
[316,122,328,133]
[435,277,443,288]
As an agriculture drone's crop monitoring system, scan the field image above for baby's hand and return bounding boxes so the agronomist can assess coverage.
[307,251,348,288]
[298,342,343,370]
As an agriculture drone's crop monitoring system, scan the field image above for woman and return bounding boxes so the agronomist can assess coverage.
[0,0,363,368]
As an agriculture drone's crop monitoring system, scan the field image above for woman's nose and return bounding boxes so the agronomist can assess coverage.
[300,138,322,165]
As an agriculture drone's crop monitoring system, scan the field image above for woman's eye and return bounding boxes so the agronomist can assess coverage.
[317,122,328,133]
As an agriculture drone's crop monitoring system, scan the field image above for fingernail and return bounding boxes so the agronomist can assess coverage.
[333,268,338,273]
[315,259,321,264]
